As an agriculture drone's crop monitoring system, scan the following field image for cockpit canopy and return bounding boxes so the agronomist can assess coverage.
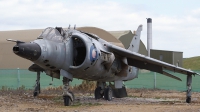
[38,27,65,42]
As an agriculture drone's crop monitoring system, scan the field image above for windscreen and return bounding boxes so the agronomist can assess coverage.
[38,27,63,42]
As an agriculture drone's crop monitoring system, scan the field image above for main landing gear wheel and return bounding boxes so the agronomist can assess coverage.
[95,87,103,99]
[104,87,113,101]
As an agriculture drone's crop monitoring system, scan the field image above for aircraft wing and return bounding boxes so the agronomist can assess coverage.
[107,44,198,77]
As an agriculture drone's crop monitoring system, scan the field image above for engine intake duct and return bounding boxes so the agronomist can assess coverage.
[72,36,86,66]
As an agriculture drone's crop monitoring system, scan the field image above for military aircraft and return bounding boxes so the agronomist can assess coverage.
[7,25,198,106]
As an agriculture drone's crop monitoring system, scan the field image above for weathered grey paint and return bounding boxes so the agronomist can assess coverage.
[109,30,148,56]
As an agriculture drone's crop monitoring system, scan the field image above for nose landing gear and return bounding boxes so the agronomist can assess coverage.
[63,77,74,106]
[33,71,41,97]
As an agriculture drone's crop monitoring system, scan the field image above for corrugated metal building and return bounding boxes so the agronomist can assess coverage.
[150,49,183,67]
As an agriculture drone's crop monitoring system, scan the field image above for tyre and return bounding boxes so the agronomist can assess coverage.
[95,87,102,99]
[38,83,41,93]
[186,97,191,103]
[64,96,71,106]
[33,82,40,96]
[33,91,38,97]
[113,86,128,98]
[104,87,113,101]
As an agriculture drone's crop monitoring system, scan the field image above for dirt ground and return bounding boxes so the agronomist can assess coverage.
[0,88,200,112]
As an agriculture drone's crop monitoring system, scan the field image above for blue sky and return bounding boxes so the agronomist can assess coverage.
[0,0,200,58]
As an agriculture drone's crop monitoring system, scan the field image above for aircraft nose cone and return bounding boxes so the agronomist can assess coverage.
[13,42,41,61]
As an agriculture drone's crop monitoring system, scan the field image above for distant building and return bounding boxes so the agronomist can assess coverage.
[150,49,183,67]
[109,30,148,56]
[109,30,183,67]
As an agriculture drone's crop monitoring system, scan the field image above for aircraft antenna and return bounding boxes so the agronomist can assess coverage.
[68,25,71,29]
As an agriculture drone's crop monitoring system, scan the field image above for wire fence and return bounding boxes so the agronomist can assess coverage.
[125,70,200,92]
[0,69,82,89]
[0,69,200,92]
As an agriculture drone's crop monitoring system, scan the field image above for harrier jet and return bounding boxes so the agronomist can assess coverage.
[7,25,198,106]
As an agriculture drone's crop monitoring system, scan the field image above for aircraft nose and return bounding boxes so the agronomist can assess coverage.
[13,42,41,61]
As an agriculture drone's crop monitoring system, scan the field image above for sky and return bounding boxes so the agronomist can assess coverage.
[0,0,200,58]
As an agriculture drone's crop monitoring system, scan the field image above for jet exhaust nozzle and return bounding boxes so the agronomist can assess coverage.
[13,42,41,61]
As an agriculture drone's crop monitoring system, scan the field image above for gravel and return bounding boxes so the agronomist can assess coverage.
[0,89,199,112]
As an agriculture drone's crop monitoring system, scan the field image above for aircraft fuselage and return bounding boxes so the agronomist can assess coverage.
[13,28,138,82]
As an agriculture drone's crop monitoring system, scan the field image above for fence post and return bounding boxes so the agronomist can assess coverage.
[154,72,156,89]
[17,68,20,88]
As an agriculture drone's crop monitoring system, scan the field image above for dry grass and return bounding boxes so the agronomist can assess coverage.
[72,80,96,93]
[183,56,200,70]
[1,83,200,104]
[127,88,200,103]
[40,80,96,95]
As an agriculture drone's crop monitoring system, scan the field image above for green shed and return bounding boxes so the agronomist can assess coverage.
[150,49,183,67]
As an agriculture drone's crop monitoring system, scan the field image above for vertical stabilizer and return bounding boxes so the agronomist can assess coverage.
[126,25,142,81]
[127,25,143,53]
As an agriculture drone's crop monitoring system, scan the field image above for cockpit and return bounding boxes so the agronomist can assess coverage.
[37,27,65,42]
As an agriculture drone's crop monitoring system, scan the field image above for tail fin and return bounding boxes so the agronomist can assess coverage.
[126,25,142,81]
[127,25,142,53]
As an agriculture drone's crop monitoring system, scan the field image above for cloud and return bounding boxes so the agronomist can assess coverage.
[0,0,199,57]
[0,0,148,30]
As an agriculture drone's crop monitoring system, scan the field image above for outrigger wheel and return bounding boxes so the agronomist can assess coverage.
[186,96,191,103]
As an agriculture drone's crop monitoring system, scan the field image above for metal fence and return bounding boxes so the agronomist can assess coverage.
[125,70,200,92]
[0,69,82,89]
[0,69,200,92]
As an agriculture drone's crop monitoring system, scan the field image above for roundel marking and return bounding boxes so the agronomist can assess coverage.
[90,45,98,62]
[92,49,96,58]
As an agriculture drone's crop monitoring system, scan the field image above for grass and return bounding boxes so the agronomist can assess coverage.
[1,85,27,91]
[155,97,161,99]
[183,56,200,70]
[71,102,101,107]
